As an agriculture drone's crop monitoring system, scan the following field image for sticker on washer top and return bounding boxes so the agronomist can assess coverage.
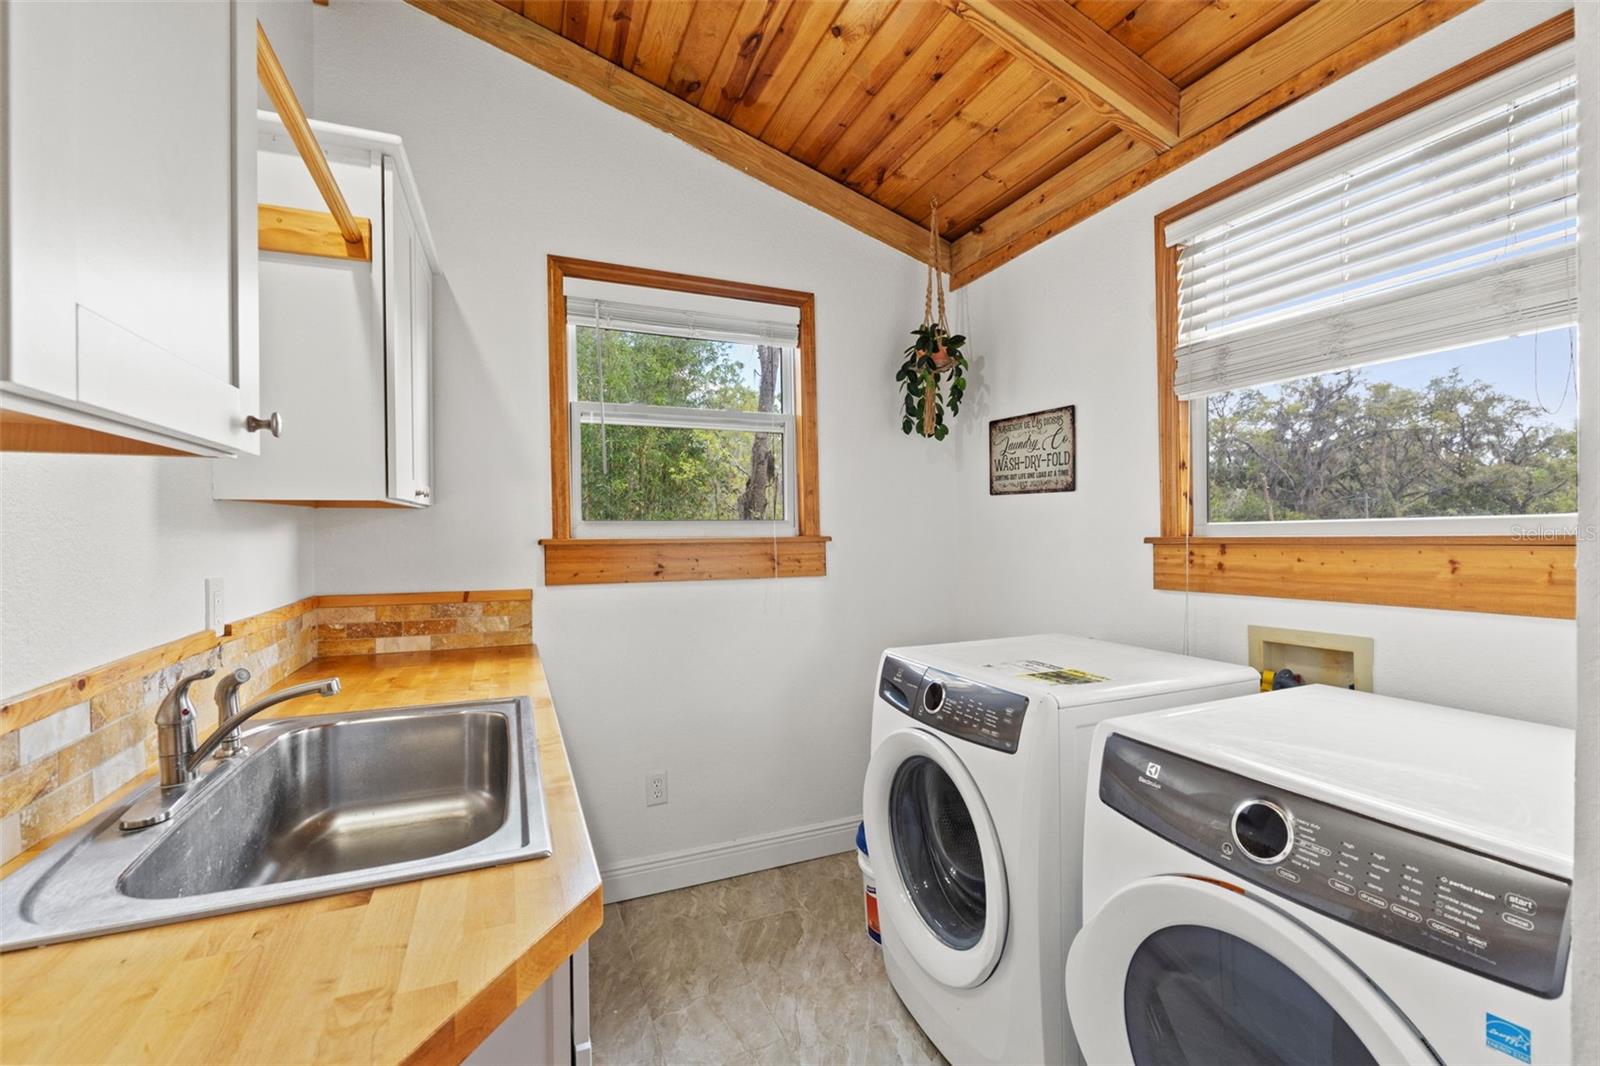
[1486,1014,1532,1064]
[984,659,1109,685]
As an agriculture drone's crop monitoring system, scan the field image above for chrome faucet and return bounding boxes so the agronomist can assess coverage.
[202,669,340,765]
[121,668,341,830]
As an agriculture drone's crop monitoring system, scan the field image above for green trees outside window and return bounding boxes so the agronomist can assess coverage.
[1205,332,1578,524]
[575,326,786,523]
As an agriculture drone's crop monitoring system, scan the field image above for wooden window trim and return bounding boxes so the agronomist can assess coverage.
[1151,14,1577,620]
[540,256,827,586]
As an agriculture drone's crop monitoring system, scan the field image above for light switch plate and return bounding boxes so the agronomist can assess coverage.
[205,578,225,636]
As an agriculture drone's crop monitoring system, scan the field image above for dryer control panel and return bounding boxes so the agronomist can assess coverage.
[879,655,1028,754]
[1099,733,1572,998]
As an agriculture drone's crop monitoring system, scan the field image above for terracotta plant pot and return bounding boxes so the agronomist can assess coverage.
[929,343,952,369]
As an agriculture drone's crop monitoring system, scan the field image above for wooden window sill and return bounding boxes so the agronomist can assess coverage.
[541,536,830,586]
[1147,535,1576,620]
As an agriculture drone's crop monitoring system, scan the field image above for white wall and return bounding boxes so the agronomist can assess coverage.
[257,0,315,115]
[307,2,956,877]
[0,459,315,698]
[950,0,1577,727]
[0,5,321,700]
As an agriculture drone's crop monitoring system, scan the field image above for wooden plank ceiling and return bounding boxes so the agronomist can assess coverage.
[413,0,1477,286]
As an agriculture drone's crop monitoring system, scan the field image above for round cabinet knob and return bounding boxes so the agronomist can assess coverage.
[245,412,283,438]
[1231,799,1294,864]
[922,681,945,714]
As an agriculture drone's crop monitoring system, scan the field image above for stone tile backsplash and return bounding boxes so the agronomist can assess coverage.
[0,591,531,865]
[0,607,317,867]
[316,597,533,655]
[18,702,90,764]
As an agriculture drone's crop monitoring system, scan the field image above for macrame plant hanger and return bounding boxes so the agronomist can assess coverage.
[921,198,953,436]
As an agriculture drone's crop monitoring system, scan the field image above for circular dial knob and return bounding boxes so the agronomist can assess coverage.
[1231,799,1294,864]
[922,681,945,714]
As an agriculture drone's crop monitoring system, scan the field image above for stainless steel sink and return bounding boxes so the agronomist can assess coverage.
[0,698,550,951]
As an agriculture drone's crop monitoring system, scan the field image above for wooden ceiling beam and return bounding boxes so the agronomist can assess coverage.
[1179,0,1430,138]
[949,0,1479,288]
[941,0,1180,151]
[405,0,950,267]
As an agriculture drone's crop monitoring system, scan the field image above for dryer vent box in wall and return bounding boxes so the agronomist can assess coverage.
[1248,626,1373,691]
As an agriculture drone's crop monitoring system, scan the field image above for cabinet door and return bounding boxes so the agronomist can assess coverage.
[4,0,258,454]
[408,223,434,500]
[213,141,387,501]
[463,955,576,1066]
[384,158,433,505]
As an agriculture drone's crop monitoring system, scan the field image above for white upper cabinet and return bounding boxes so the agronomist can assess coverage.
[2,0,260,456]
[212,114,438,507]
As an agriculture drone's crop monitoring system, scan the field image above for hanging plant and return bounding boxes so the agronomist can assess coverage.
[899,325,967,440]
[897,200,968,441]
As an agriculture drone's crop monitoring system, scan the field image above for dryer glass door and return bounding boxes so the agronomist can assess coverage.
[1066,876,1438,1066]
[1123,924,1376,1066]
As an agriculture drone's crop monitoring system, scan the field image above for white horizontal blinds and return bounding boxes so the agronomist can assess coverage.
[565,297,799,347]
[572,402,788,434]
[567,294,795,431]
[1168,44,1578,400]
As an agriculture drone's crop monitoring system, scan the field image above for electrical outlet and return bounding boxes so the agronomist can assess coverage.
[646,770,668,807]
[204,578,226,636]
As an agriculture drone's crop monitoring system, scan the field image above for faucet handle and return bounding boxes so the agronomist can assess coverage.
[153,669,215,793]
[155,669,216,726]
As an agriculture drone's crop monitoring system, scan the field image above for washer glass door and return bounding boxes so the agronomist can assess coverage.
[889,754,986,950]
[864,728,1008,989]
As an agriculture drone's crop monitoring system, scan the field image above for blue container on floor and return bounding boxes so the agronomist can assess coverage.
[856,822,880,945]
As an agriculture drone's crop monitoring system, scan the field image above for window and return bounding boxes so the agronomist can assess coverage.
[567,296,798,535]
[542,258,826,585]
[1152,29,1578,618]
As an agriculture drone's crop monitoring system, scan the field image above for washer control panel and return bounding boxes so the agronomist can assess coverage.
[878,656,1028,754]
[1099,733,1572,998]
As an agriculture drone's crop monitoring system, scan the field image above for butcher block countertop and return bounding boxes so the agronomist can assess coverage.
[0,645,602,1065]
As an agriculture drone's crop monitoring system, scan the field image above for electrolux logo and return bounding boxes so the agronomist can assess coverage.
[1485,1013,1532,1064]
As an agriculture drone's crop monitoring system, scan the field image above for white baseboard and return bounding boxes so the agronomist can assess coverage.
[600,815,861,903]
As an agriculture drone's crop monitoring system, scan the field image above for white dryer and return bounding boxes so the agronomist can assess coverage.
[1067,686,1573,1065]
[863,635,1258,1066]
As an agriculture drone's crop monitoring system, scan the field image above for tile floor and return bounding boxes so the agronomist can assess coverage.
[590,852,947,1065]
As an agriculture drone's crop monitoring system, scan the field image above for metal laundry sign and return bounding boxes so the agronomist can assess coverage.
[989,405,1075,495]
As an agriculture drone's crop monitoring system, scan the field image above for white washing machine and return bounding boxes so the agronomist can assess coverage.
[862,635,1259,1066]
[1067,686,1574,1065]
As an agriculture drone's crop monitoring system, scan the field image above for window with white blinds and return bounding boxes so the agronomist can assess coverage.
[1166,43,1578,401]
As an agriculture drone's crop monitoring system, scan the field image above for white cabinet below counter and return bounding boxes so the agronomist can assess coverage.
[213,112,438,507]
[465,945,593,1066]
[2,0,260,457]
